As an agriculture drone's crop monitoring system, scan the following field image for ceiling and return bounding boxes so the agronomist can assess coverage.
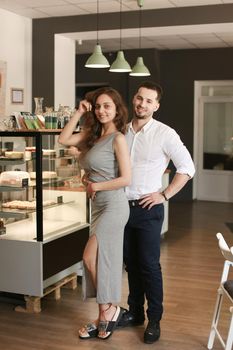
[2,0,233,53]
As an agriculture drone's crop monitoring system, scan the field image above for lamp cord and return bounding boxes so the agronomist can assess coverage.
[119,0,122,50]
[97,0,99,44]
[139,4,142,49]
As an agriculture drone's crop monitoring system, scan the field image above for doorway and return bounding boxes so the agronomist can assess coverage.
[194,81,233,202]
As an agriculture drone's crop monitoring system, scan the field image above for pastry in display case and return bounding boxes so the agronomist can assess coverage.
[29,171,57,179]
[4,151,24,159]
[0,170,29,187]
[0,130,89,297]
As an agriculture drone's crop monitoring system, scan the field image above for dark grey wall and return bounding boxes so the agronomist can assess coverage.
[77,47,233,201]
[32,3,233,106]
[32,3,233,201]
[159,47,233,200]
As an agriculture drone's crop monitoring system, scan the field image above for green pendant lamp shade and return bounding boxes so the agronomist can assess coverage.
[85,0,110,69]
[109,50,131,72]
[109,0,131,73]
[130,0,151,77]
[130,56,150,76]
[85,44,110,68]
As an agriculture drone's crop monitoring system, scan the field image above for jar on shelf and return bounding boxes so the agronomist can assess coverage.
[34,97,44,115]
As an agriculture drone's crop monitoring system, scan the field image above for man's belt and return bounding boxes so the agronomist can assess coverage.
[128,199,141,207]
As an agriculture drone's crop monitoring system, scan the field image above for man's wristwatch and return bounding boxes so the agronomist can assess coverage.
[161,191,169,201]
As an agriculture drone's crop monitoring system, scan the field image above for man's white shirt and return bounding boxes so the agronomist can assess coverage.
[125,118,195,200]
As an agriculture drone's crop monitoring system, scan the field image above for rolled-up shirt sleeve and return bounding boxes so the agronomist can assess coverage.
[163,129,195,178]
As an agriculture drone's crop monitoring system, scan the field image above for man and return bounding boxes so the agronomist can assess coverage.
[119,81,195,344]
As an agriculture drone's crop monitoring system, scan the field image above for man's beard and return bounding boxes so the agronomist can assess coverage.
[135,114,146,119]
[134,110,149,119]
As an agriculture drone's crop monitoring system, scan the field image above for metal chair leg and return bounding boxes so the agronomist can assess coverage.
[207,289,223,349]
[225,307,233,350]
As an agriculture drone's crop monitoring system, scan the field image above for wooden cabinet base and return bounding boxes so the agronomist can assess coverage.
[15,272,77,313]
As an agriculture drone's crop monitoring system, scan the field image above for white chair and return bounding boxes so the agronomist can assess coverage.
[207,232,233,350]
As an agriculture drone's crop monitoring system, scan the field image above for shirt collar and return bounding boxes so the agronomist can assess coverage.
[128,117,155,134]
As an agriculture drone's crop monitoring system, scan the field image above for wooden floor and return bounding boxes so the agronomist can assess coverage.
[0,200,233,350]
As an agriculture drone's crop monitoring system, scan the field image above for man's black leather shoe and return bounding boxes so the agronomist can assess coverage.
[117,310,145,328]
[144,321,160,344]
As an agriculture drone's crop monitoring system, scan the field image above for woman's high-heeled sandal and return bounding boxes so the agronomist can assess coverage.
[98,306,124,340]
[79,322,98,339]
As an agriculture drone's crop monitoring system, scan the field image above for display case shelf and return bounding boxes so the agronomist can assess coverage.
[0,200,77,220]
[0,186,26,192]
[0,158,25,166]
[0,210,26,219]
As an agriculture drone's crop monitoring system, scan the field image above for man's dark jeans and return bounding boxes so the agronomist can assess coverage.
[124,203,164,322]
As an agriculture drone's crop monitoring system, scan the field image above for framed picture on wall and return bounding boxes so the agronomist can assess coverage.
[11,88,24,104]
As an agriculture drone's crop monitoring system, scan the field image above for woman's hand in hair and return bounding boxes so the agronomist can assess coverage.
[78,100,92,114]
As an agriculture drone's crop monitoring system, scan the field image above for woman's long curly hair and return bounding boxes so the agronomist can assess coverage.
[78,87,128,154]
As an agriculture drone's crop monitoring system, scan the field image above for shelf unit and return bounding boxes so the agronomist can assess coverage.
[0,130,89,297]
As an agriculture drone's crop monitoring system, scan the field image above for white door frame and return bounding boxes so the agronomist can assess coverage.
[194,80,233,201]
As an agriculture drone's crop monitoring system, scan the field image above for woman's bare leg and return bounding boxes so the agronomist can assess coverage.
[83,234,98,287]
[79,235,98,338]
[83,235,116,320]
[79,235,119,339]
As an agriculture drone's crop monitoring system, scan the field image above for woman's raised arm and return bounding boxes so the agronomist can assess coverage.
[58,100,91,146]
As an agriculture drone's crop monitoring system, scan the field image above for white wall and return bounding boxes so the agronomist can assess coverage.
[0,8,32,118]
[54,34,76,110]
[0,11,75,120]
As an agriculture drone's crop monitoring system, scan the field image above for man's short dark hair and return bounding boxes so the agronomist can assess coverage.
[137,81,163,102]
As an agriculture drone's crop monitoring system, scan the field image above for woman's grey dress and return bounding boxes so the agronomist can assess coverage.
[81,132,129,304]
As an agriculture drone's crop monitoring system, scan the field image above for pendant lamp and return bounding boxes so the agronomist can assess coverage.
[85,0,110,68]
[109,0,131,73]
[130,0,151,76]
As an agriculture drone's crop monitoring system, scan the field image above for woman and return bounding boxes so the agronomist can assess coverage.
[58,87,131,340]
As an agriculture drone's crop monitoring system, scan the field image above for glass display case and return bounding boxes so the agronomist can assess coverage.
[0,130,89,297]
